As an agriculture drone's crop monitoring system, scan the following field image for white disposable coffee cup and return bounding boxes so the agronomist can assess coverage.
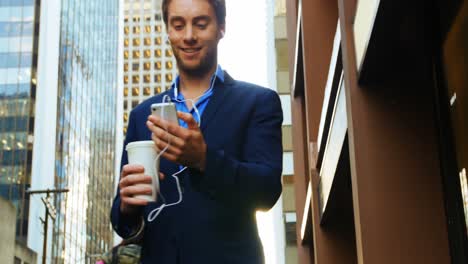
[126,140,159,202]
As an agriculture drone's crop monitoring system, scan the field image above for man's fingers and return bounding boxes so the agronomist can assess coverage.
[177,111,199,129]
[120,185,153,197]
[122,164,145,177]
[121,197,150,207]
[119,174,152,189]
[152,124,184,148]
[159,151,178,163]
[148,115,179,132]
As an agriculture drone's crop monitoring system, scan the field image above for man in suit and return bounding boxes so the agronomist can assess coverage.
[111,0,283,263]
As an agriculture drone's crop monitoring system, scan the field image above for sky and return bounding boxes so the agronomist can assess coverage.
[219,0,270,88]
[218,1,284,264]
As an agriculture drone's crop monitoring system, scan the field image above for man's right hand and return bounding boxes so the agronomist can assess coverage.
[119,164,162,216]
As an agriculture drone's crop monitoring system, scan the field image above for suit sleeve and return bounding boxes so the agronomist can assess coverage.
[198,89,283,211]
[110,110,142,238]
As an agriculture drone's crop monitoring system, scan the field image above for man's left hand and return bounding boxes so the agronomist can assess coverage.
[147,112,207,171]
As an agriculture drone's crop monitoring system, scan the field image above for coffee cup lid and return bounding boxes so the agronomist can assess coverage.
[126,140,155,151]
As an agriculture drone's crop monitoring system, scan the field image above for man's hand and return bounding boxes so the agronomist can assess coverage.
[119,164,165,216]
[147,111,207,171]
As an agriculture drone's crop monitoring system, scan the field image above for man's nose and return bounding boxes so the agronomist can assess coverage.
[183,26,197,42]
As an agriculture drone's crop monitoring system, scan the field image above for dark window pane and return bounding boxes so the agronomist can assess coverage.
[0,117,29,132]
[0,84,30,98]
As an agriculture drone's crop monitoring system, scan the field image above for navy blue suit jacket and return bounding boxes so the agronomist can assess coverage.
[111,72,283,263]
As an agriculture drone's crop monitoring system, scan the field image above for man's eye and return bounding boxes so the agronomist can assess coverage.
[196,24,207,29]
[174,25,184,30]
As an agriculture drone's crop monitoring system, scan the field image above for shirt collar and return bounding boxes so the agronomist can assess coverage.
[171,65,224,100]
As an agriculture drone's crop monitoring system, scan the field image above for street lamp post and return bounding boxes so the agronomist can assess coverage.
[26,188,69,264]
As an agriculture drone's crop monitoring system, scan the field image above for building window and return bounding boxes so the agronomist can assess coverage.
[284,212,297,245]
[143,74,151,83]
[124,126,128,134]
[132,87,139,96]
[155,49,162,57]
[132,51,140,59]
[166,61,173,69]
[144,50,151,58]
[155,25,162,32]
[145,15,151,21]
[144,38,151,46]
[132,63,139,71]
[124,76,129,84]
[165,49,173,57]
[124,51,129,59]
[133,26,140,34]
[124,39,129,47]
[154,86,162,94]
[166,73,173,82]
[144,87,151,96]
[132,76,140,83]
[145,25,151,33]
[155,61,162,70]
[155,37,162,45]
[124,63,129,72]
[154,74,161,83]
[123,113,128,122]
[124,100,128,109]
[133,16,140,22]
[155,14,162,20]
[133,38,140,46]
[124,26,129,34]
[132,100,139,108]
[144,62,151,70]
[124,87,128,96]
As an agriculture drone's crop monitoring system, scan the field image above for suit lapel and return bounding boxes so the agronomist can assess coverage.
[200,71,234,132]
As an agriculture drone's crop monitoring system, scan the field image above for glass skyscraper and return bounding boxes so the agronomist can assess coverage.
[0,0,39,243]
[51,0,119,262]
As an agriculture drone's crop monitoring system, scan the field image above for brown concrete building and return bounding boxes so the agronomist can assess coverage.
[285,0,468,263]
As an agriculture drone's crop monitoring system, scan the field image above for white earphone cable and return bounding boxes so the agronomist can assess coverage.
[147,70,217,222]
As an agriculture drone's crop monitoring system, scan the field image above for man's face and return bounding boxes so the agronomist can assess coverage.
[166,0,224,76]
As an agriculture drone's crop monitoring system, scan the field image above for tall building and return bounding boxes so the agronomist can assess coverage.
[273,0,297,263]
[1,0,120,262]
[49,0,119,262]
[122,0,177,135]
[285,0,468,263]
[0,0,40,246]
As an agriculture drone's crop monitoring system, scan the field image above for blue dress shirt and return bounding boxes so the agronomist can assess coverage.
[170,65,225,128]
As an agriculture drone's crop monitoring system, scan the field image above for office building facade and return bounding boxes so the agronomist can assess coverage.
[285,0,468,263]
[1,0,120,263]
[0,0,39,246]
[48,0,119,262]
[123,0,177,135]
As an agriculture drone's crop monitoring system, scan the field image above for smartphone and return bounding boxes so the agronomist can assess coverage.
[151,102,179,124]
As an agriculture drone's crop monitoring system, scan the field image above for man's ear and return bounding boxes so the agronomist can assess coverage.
[219,24,226,38]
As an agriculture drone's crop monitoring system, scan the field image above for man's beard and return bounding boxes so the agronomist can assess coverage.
[174,47,218,78]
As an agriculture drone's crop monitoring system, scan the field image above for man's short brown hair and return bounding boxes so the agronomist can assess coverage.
[162,0,226,26]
